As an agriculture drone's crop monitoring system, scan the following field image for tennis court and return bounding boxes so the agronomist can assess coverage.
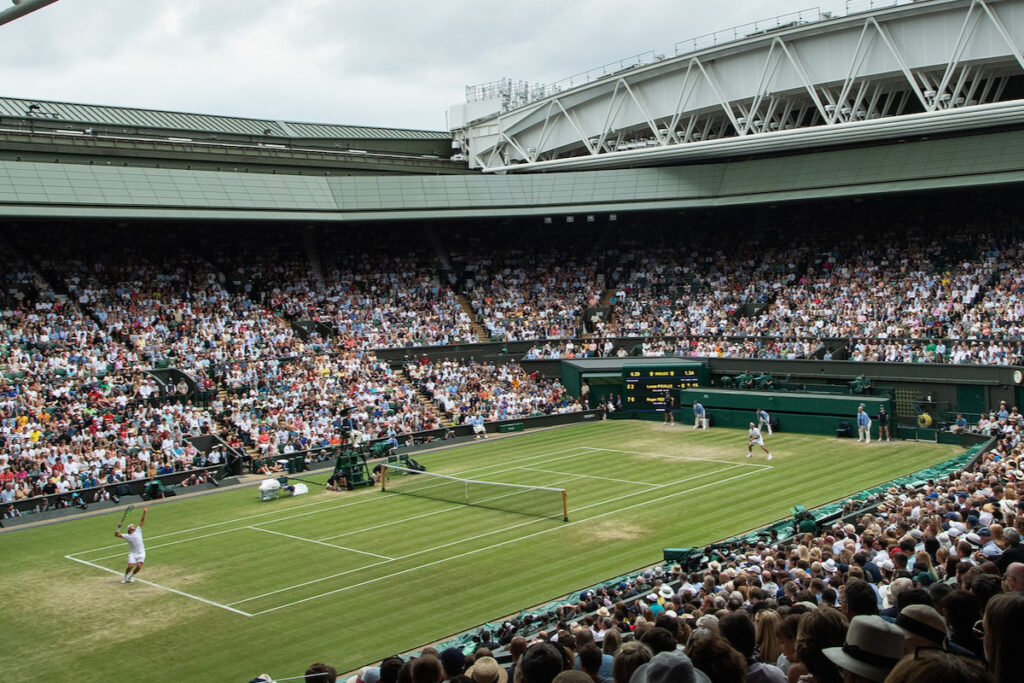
[64,443,770,616]
[1,420,959,680]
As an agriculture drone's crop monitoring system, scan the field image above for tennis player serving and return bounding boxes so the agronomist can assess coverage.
[114,506,148,584]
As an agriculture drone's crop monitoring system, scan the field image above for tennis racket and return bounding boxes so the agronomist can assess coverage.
[116,504,135,532]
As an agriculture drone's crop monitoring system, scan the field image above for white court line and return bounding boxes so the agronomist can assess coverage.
[67,488,388,557]
[65,555,254,617]
[231,463,743,607]
[317,475,587,543]
[447,446,596,477]
[68,444,757,614]
[317,503,466,542]
[587,447,773,468]
[517,467,659,487]
[248,464,768,615]
[248,526,395,560]
[233,464,733,610]
[71,447,596,559]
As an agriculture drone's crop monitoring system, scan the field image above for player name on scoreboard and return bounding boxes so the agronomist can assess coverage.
[623,364,705,410]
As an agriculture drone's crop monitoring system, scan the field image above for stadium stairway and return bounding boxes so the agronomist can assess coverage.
[392,367,456,426]
[594,287,618,333]
[395,367,461,427]
[455,293,491,342]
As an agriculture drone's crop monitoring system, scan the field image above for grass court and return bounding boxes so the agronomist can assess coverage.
[1,420,960,681]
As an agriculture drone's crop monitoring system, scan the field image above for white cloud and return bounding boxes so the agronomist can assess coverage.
[0,0,850,130]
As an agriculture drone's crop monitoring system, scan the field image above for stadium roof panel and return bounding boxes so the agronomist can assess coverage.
[0,96,450,141]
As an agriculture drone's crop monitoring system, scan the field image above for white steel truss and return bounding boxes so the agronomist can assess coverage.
[457,0,1024,172]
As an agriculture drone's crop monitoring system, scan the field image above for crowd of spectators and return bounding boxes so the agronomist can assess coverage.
[0,227,589,510]
[305,432,1023,683]
[454,228,606,342]
[7,210,1024,515]
[404,357,583,423]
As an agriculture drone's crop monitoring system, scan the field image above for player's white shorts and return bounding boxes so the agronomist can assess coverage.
[750,437,764,446]
[129,552,146,564]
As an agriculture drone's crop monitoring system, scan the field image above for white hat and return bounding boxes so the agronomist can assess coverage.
[659,585,675,599]
[822,558,838,573]
[823,616,904,682]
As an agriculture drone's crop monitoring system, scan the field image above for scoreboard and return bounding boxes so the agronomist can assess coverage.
[623,364,705,410]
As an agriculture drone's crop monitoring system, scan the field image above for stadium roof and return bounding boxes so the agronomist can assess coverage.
[0,96,450,141]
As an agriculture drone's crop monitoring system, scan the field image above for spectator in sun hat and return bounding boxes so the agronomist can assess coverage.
[627,650,710,683]
[822,615,903,683]
[466,657,507,683]
[821,557,838,578]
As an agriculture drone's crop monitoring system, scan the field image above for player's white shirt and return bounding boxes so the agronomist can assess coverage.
[749,427,764,445]
[123,528,145,555]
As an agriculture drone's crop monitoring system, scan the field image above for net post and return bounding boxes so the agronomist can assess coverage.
[381,464,388,492]
[562,489,569,522]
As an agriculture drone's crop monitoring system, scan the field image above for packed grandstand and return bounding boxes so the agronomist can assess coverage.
[4,1,1024,682]
[0,193,1022,511]
[0,191,1022,683]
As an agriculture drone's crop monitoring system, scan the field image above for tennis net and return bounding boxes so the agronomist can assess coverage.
[381,464,568,521]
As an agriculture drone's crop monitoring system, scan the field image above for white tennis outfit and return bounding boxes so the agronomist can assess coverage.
[748,427,764,446]
[124,528,145,563]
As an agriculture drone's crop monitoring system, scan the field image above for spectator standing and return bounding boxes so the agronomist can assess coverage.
[877,406,890,442]
[856,405,871,443]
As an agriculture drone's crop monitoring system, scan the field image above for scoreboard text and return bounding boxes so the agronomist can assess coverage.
[623,365,702,411]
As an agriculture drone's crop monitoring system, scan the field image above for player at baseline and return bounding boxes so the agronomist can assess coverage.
[747,423,773,460]
[114,506,148,584]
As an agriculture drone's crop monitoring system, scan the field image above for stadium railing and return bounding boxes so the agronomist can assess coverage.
[2,464,228,519]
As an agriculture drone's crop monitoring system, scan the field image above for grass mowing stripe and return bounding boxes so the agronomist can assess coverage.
[11,423,958,681]
[232,462,752,610]
[247,465,771,616]
[65,555,256,617]
[246,526,397,559]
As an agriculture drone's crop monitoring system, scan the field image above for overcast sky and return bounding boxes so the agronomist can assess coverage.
[1,0,860,131]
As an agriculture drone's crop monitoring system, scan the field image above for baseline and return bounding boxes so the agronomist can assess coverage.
[64,555,254,617]
[586,446,773,468]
